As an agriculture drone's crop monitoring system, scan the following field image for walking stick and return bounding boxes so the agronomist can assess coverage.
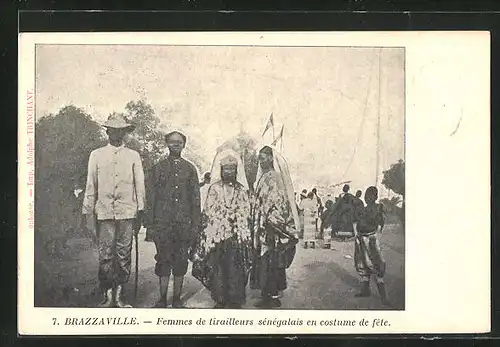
[134,231,139,299]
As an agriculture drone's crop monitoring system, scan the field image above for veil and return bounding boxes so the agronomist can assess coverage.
[208,148,249,191]
[255,145,301,232]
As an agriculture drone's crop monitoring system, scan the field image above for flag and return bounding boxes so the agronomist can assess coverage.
[272,125,284,146]
[262,113,274,137]
[329,180,352,189]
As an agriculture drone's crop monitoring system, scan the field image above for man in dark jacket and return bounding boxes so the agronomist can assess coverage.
[353,190,364,211]
[145,131,201,308]
[338,184,356,236]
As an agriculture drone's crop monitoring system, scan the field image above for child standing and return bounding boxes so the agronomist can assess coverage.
[352,186,389,306]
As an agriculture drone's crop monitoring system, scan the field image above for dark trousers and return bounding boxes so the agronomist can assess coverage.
[97,219,134,290]
[153,222,191,277]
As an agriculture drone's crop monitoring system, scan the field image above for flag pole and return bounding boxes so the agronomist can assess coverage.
[375,48,382,187]
[280,126,284,152]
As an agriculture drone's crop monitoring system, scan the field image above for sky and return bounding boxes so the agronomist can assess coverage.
[36,44,404,197]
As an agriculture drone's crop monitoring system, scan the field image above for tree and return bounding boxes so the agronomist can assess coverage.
[122,99,209,176]
[381,159,405,227]
[380,196,403,206]
[121,100,166,172]
[35,106,106,247]
[382,159,405,197]
[35,100,212,251]
[217,131,259,191]
[379,196,403,225]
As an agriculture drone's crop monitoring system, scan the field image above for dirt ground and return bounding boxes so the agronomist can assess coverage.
[34,224,404,310]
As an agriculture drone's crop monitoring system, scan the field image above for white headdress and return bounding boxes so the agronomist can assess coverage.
[255,144,301,231]
[209,148,249,191]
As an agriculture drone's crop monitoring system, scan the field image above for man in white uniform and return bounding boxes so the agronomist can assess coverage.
[83,114,145,308]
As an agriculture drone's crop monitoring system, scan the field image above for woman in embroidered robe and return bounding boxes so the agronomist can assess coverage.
[251,145,300,309]
[192,150,252,309]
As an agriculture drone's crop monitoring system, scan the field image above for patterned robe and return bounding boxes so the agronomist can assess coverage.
[192,181,252,306]
[251,170,294,295]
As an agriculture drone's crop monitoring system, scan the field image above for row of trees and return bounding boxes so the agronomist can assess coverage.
[35,106,106,247]
[381,159,405,227]
[34,100,255,247]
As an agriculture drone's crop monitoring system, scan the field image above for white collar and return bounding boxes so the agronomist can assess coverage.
[107,143,125,150]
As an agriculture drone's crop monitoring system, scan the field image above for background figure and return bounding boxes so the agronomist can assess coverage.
[251,145,300,309]
[199,172,211,211]
[299,192,319,248]
[300,189,308,201]
[298,189,307,238]
[353,190,364,212]
[352,186,389,306]
[311,188,323,238]
[192,150,251,309]
[82,114,145,308]
[320,199,337,249]
[337,184,356,238]
[311,188,324,216]
[145,131,201,308]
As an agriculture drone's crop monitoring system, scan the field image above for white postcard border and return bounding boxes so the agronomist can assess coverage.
[18,31,491,335]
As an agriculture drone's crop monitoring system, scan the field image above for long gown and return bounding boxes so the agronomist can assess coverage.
[192,180,252,307]
[250,170,294,296]
[299,198,318,241]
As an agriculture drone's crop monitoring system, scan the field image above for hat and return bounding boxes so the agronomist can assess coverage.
[103,114,135,130]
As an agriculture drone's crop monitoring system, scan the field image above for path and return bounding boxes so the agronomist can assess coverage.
[35,225,404,310]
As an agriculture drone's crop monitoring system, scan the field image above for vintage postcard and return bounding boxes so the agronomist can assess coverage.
[18,31,490,335]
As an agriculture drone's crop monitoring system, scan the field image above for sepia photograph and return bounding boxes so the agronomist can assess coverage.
[33,44,405,311]
[18,31,490,335]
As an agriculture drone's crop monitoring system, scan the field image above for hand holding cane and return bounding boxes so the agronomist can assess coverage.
[133,212,143,299]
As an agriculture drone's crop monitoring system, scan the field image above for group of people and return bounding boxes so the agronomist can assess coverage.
[81,113,389,310]
[295,184,389,305]
[296,185,364,245]
[82,114,299,309]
